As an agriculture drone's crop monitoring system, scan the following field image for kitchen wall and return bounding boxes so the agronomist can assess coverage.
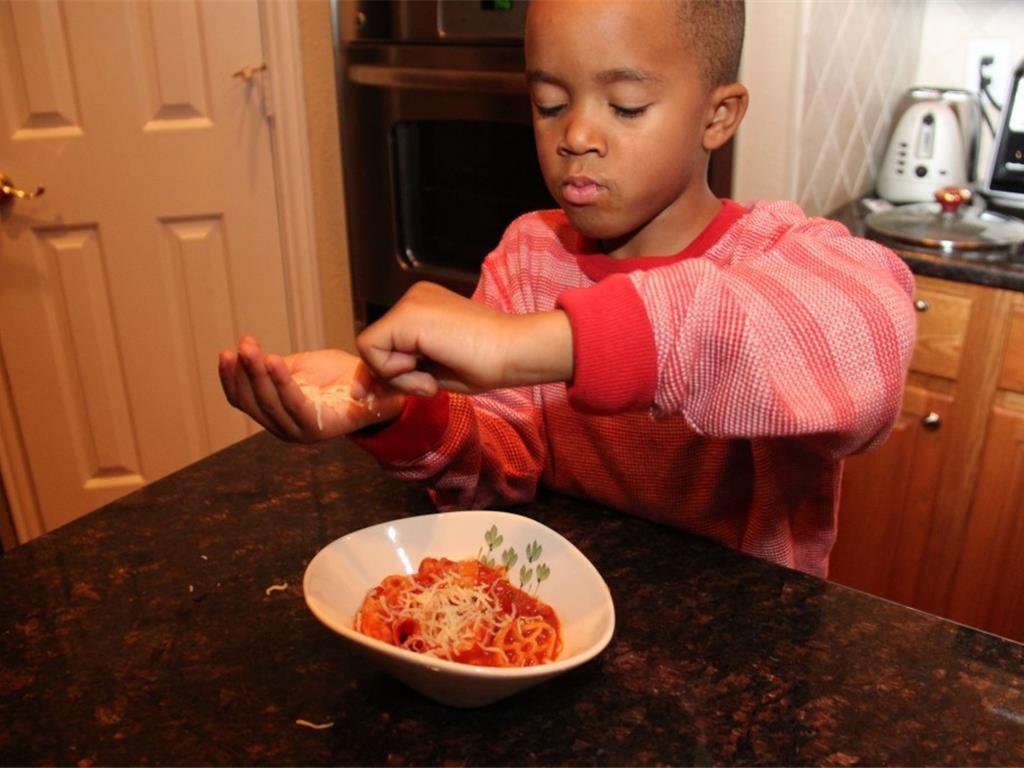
[914,0,1024,182]
[916,0,1024,105]
[735,0,1024,217]
[734,0,925,214]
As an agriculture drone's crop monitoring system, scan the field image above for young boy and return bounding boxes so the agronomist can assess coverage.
[219,0,916,577]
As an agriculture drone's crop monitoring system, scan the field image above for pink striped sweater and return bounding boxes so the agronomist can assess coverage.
[352,200,917,576]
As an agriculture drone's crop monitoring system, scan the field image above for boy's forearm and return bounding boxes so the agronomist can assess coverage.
[502,310,574,387]
[357,282,574,396]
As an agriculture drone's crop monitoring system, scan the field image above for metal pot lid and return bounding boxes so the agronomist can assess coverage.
[865,187,1024,255]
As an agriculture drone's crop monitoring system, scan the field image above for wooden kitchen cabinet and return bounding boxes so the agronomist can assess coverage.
[829,382,955,607]
[829,273,1024,641]
[944,296,1024,640]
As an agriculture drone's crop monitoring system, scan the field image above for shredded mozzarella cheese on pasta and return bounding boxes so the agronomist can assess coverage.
[359,569,514,661]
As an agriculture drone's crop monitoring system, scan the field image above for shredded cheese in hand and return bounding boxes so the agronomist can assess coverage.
[293,378,378,430]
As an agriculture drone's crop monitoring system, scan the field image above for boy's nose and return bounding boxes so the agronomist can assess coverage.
[558,110,605,157]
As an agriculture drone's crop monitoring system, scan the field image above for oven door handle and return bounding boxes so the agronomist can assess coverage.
[347,64,527,95]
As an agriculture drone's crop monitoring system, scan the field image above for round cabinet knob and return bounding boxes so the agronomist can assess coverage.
[921,411,941,431]
[914,299,930,312]
[934,186,972,214]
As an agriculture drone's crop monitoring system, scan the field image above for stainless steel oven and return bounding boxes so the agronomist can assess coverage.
[335,0,733,325]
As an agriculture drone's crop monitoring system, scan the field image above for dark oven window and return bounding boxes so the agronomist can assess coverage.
[392,121,554,276]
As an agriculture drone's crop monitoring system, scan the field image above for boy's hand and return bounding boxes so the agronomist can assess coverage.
[356,282,574,396]
[218,336,406,442]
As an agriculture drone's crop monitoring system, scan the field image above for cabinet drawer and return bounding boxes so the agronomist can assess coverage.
[998,298,1024,393]
[910,276,973,380]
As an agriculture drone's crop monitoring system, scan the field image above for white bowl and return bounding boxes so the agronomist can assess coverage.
[303,510,615,707]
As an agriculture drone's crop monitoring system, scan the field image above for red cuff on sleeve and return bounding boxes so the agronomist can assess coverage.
[556,274,658,413]
[348,391,451,464]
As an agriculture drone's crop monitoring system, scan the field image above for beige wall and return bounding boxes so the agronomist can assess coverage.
[732,1,804,204]
[734,0,925,216]
[735,0,1024,217]
[914,0,1024,182]
[296,0,357,352]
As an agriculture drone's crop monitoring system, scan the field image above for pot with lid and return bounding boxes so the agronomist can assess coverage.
[864,187,1024,262]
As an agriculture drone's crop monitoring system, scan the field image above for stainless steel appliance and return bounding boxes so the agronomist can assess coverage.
[981,58,1024,212]
[335,0,733,324]
[877,87,980,204]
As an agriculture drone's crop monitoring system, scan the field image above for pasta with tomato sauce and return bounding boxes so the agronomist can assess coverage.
[354,557,562,667]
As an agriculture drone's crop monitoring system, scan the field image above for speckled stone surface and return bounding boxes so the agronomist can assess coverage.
[830,199,1024,292]
[2,432,1024,766]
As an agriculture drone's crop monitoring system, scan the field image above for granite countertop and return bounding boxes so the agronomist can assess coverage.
[830,198,1024,292]
[2,432,1024,766]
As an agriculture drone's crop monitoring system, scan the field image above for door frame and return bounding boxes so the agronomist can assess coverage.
[261,0,326,355]
[0,0,326,547]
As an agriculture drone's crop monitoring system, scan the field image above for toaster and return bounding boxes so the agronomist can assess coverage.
[980,58,1024,211]
[877,100,969,203]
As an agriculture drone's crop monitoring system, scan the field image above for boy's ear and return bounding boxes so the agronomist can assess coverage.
[702,83,749,152]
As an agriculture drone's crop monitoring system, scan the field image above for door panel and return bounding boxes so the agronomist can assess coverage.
[0,0,291,536]
[1,1,83,138]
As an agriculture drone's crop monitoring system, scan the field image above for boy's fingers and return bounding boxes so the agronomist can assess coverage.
[350,359,375,401]
[355,320,420,378]
[231,360,288,439]
[227,351,263,419]
[218,350,239,405]
[221,338,296,441]
[383,370,439,398]
[264,354,296,391]
[234,345,297,440]
[239,347,304,440]
[360,345,420,381]
[264,355,317,432]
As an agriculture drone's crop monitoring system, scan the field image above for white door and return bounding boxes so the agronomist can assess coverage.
[0,0,292,538]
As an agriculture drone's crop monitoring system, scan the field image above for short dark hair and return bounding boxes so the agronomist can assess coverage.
[676,0,745,88]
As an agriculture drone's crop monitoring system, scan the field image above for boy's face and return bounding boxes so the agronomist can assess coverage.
[525,0,721,258]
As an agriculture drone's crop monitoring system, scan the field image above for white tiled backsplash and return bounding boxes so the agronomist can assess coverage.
[796,1,925,216]
[735,0,1024,217]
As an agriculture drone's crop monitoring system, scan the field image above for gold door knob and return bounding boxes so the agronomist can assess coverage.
[0,173,45,204]
[233,63,267,80]
[922,411,941,431]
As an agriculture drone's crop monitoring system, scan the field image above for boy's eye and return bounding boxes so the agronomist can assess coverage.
[612,104,650,119]
[534,103,565,118]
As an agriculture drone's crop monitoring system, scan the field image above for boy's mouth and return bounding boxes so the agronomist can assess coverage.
[562,176,603,205]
